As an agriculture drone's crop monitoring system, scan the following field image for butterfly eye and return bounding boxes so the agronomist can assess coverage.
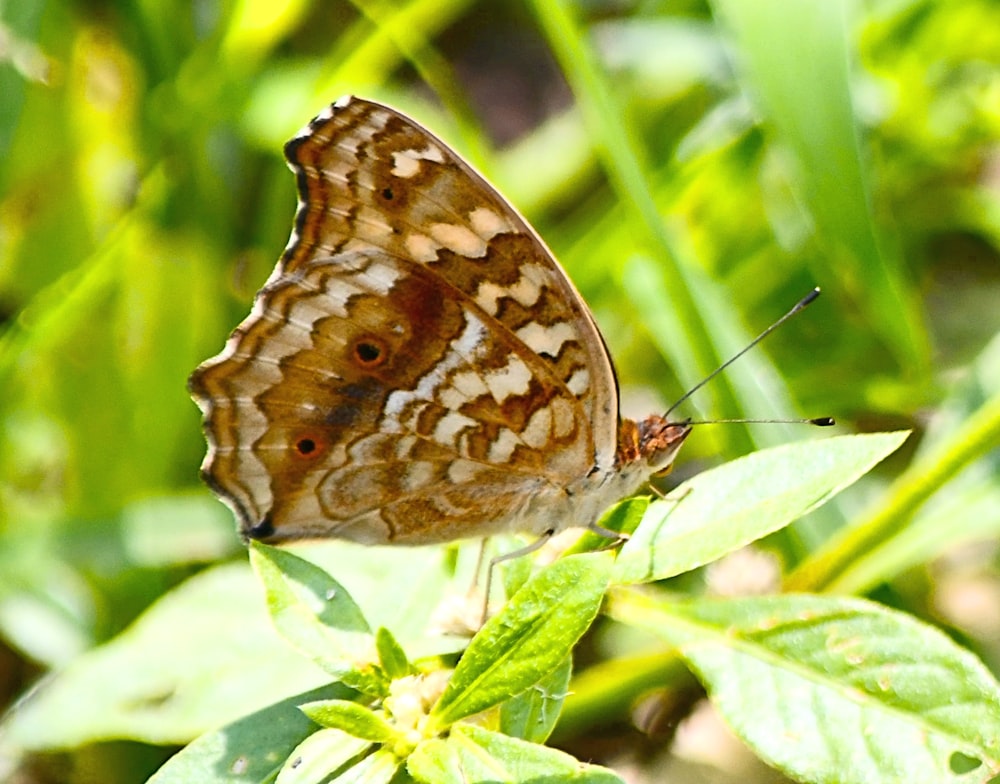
[351,337,388,368]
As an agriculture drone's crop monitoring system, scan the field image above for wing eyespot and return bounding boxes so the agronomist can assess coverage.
[292,431,327,459]
[351,336,388,368]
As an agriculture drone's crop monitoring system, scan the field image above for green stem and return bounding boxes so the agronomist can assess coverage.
[786,389,1000,592]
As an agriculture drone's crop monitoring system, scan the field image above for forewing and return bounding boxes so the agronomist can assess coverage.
[281,97,618,454]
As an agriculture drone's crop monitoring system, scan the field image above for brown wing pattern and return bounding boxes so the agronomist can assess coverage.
[189,96,621,543]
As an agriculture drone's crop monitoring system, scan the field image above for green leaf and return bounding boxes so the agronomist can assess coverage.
[499,655,572,743]
[610,590,1000,783]
[146,683,353,784]
[4,563,331,749]
[249,542,374,679]
[613,431,909,584]
[429,552,611,729]
[285,541,472,661]
[408,723,622,784]
[276,729,371,784]
[375,627,412,680]
[299,700,398,744]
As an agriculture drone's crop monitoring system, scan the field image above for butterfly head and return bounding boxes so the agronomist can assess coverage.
[617,415,691,476]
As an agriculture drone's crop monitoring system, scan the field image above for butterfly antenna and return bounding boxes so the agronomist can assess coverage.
[685,417,835,427]
[665,288,824,420]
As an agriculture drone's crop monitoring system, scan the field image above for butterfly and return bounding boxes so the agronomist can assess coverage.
[188,96,690,546]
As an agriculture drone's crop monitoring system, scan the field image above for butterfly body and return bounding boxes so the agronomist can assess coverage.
[189,96,689,545]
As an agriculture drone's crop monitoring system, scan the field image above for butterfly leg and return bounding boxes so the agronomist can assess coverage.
[480,530,555,627]
[586,520,630,544]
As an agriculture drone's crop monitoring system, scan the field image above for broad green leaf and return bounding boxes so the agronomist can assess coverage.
[429,552,611,729]
[147,683,353,784]
[408,723,621,784]
[613,432,909,584]
[277,729,371,784]
[5,563,331,749]
[499,655,572,743]
[290,540,471,660]
[299,700,397,744]
[249,542,374,679]
[610,590,1000,783]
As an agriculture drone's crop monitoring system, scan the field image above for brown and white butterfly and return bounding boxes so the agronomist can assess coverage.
[188,95,689,546]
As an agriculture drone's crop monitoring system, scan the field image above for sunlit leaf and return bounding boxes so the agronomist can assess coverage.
[408,724,621,784]
[429,553,611,729]
[611,590,1000,783]
[614,432,909,584]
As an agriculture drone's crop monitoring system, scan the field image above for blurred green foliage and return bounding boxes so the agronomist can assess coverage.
[1,0,999,781]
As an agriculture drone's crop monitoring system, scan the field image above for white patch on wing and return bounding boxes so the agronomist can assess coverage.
[429,222,487,258]
[391,152,420,178]
[353,206,394,243]
[473,281,503,315]
[437,386,467,410]
[473,263,546,314]
[566,368,590,396]
[488,428,520,463]
[391,144,445,178]
[357,257,401,294]
[433,411,476,446]
[405,233,440,263]
[521,406,553,449]
[451,370,489,398]
[484,355,532,402]
[394,435,419,461]
[551,397,577,438]
[507,264,546,307]
[515,321,577,358]
[469,207,512,239]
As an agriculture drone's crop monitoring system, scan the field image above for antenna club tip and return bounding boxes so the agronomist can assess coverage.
[810,417,836,427]
[801,288,821,307]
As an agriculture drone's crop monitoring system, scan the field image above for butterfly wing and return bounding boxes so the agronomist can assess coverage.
[189,96,621,543]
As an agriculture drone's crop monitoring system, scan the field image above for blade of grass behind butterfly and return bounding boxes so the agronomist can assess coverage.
[217,0,310,65]
[243,0,478,149]
[625,254,849,550]
[338,0,491,164]
[711,0,931,378]
[623,252,809,452]
[529,0,753,459]
[324,0,474,93]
